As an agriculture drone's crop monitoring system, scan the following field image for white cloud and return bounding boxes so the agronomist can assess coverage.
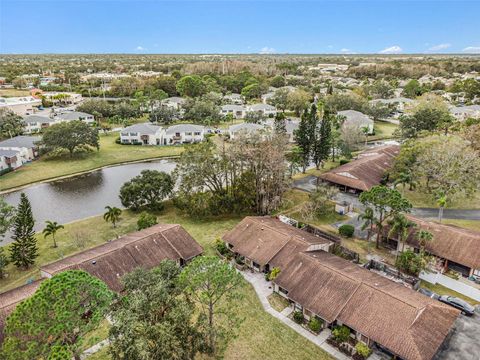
[379,45,402,54]
[340,48,356,54]
[135,46,146,51]
[427,43,451,52]
[259,46,276,54]
[462,46,480,54]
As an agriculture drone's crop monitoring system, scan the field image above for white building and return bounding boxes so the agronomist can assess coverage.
[42,92,83,105]
[247,103,277,117]
[55,111,95,124]
[161,97,186,111]
[338,110,374,134]
[220,105,247,119]
[163,124,205,145]
[0,135,41,163]
[120,123,163,145]
[0,96,42,116]
[23,115,58,134]
[223,93,243,105]
[369,97,415,113]
[0,149,23,172]
[449,105,480,121]
[228,123,268,140]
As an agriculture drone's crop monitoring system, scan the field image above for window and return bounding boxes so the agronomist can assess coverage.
[194,131,201,136]
[279,287,289,295]
[130,132,137,136]
[185,132,192,136]
[175,132,181,137]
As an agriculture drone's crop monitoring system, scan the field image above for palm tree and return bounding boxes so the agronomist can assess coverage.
[388,213,416,254]
[42,221,64,248]
[394,171,416,194]
[416,229,433,253]
[436,194,447,223]
[358,207,375,251]
[103,206,122,228]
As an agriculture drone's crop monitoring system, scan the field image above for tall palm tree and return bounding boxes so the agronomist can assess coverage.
[359,207,375,250]
[42,220,64,248]
[394,171,416,194]
[436,194,447,223]
[388,213,416,254]
[416,229,433,253]
[103,206,122,228]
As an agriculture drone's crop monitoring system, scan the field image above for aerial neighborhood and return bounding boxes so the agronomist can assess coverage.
[0,2,480,360]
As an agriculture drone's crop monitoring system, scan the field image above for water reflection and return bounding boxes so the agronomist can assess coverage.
[1,160,176,244]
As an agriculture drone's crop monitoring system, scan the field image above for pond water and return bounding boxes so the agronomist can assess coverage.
[1,160,176,244]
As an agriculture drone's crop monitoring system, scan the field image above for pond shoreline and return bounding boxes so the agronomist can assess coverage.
[0,155,180,195]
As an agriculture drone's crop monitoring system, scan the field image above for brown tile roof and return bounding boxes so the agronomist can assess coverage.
[222,216,331,267]
[274,251,459,360]
[0,280,43,342]
[396,215,480,269]
[40,224,203,292]
[319,145,400,191]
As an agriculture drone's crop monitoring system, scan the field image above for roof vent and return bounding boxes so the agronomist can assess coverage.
[92,260,96,265]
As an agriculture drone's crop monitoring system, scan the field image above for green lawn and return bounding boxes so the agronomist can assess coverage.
[369,121,398,141]
[0,202,332,360]
[438,219,480,232]
[420,280,480,306]
[0,133,184,191]
[267,293,290,312]
[400,187,480,210]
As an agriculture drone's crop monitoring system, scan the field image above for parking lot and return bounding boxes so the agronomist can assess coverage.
[435,309,480,360]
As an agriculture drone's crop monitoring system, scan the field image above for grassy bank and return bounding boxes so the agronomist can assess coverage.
[400,187,480,210]
[370,121,398,141]
[0,133,184,191]
[0,200,332,360]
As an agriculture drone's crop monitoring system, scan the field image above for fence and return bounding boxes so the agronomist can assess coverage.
[365,259,420,288]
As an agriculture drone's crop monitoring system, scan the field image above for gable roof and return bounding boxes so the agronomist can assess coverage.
[55,111,93,121]
[338,110,373,127]
[222,216,331,267]
[391,215,480,269]
[229,123,266,133]
[165,124,204,134]
[122,123,162,135]
[23,115,56,124]
[274,251,459,360]
[0,135,41,149]
[40,224,203,292]
[319,145,399,191]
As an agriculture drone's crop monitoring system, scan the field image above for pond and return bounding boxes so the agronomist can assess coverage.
[1,160,176,244]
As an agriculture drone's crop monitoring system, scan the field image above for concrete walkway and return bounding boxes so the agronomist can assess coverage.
[241,271,350,360]
[80,339,110,360]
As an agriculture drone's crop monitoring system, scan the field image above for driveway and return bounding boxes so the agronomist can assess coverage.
[434,310,480,360]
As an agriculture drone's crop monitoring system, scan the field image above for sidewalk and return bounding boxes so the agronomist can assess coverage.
[241,271,350,360]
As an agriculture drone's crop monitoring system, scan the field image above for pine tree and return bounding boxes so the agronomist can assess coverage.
[314,108,332,169]
[10,193,38,269]
[294,107,313,173]
[274,112,287,135]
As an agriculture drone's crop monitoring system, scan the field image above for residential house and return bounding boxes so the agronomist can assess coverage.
[247,103,277,117]
[41,92,83,105]
[0,135,41,163]
[161,97,186,111]
[449,105,480,121]
[163,124,205,145]
[273,251,458,360]
[0,96,42,116]
[383,215,480,278]
[338,110,374,134]
[222,216,332,272]
[22,114,57,134]
[223,93,243,105]
[370,97,415,114]
[220,104,247,119]
[55,111,95,124]
[228,123,268,140]
[120,123,163,145]
[264,118,300,142]
[0,149,23,172]
[0,224,203,342]
[319,145,400,193]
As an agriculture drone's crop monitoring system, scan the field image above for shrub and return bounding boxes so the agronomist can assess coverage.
[338,224,355,238]
[215,238,229,256]
[268,267,281,281]
[293,311,304,324]
[264,271,271,281]
[332,325,351,343]
[355,342,372,359]
[235,255,245,265]
[136,212,158,230]
[308,317,322,333]
[339,159,350,165]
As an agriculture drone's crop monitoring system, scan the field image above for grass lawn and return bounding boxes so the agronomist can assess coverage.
[400,187,480,210]
[0,132,184,191]
[420,280,480,306]
[437,219,480,232]
[267,293,290,312]
[369,121,398,141]
[0,202,333,360]
[0,89,31,97]
[291,160,342,180]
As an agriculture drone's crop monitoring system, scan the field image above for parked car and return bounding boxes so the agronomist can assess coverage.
[438,295,475,316]
[418,288,439,300]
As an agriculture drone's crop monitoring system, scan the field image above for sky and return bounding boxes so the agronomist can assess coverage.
[1,0,479,54]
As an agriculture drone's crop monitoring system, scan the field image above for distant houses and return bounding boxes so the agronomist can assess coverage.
[54,111,96,124]
[449,105,480,121]
[0,96,42,116]
[120,123,205,145]
[219,103,277,119]
[0,135,41,174]
[228,123,267,140]
[22,115,57,134]
[337,110,374,134]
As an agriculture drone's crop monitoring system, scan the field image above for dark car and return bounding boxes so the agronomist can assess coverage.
[439,295,475,316]
[418,288,439,300]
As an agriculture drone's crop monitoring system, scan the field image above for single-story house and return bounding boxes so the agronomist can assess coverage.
[228,123,268,139]
[120,123,163,145]
[318,145,400,193]
[273,251,459,360]
[223,93,243,105]
[222,216,332,272]
[41,92,83,105]
[369,97,415,113]
[338,110,374,134]
[163,124,205,145]
[0,224,203,342]
[220,104,247,119]
[161,97,186,111]
[0,135,41,163]
[383,215,480,278]
[247,103,277,117]
[0,149,22,172]
[40,224,203,292]
[449,105,480,121]
[0,96,42,116]
[54,111,95,124]
[264,118,300,142]
[22,114,58,134]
